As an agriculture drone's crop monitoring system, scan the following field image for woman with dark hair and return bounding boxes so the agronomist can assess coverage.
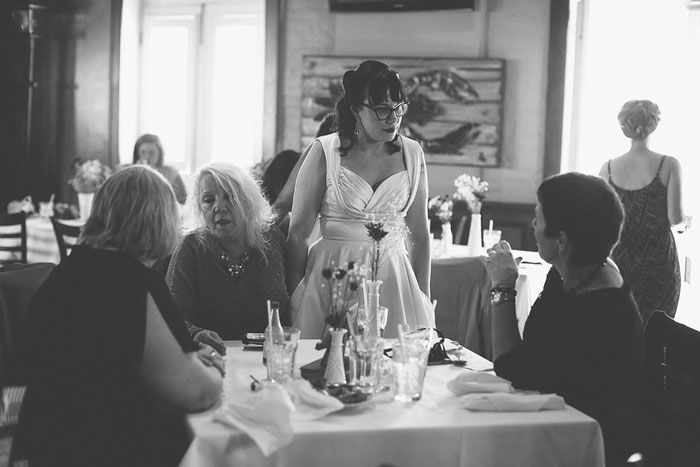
[9,165,223,466]
[598,100,685,323]
[262,150,301,205]
[287,59,434,338]
[133,133,187,204]
[484,172,644,465]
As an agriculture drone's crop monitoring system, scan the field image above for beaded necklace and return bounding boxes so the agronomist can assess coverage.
[564,262,607,295]
[220,248,251,278]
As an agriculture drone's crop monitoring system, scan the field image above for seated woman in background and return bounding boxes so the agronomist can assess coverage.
[133,133,187,204]
[484,173,644,465]
[599,99,685,324]
[8,165,223,467]
[166,162,288,352]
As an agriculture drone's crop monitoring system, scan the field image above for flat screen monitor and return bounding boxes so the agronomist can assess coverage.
[329,0,476,12]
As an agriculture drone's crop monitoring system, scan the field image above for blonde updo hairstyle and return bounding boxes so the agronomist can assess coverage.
[186,162,275,264]
[80,165,181,262]
[618,100,661,140]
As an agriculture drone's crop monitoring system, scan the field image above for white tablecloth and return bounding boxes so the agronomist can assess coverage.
[181,340,604,467]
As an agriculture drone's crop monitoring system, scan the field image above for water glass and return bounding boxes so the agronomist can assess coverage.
[266,327,301,383]
[392,341,429,402]
[355,306,389,337]
[348,335,384,394]
[39,202,54,219]
[483,229,502,249]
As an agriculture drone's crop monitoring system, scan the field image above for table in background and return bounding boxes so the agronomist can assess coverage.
[0,216,82,265]
[181,340,604,467]
[431,245,549,360]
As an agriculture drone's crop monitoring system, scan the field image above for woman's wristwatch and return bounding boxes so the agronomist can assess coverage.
[490,285,517,305]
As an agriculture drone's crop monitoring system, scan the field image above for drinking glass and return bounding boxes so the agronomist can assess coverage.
[39,202,54,219]
[377,306,388,337]
[348,335,384,394]
[392,341,429,402]
[355,306,388,336]
[266,327,301,383]
[483,229,502,250]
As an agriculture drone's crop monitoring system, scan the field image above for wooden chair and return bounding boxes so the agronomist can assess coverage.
[0,213,27,265]
[50,218,81,261]
[642,310,700,467]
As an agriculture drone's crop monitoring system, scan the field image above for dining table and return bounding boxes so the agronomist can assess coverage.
[430,244,549,360]
[0,216,82,265]
[180,340,605,467]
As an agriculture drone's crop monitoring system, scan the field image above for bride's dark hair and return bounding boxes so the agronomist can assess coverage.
[334,60,407,156]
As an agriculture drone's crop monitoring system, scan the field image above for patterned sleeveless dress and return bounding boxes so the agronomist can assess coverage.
[607,156,681,323]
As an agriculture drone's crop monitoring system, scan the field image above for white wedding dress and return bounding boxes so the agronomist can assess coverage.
[290,133,434,339]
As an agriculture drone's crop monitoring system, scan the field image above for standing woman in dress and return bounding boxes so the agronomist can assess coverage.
[599,99,686,323]
[287,59,434,339]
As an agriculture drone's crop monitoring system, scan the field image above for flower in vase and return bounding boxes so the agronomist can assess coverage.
[68,158,113,193]
[364,212,408,281]
[453,174,488,214]
[321,261,363,330]
[428,195,453,224]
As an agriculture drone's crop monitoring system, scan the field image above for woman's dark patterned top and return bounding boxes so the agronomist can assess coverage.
[607,156,681,323]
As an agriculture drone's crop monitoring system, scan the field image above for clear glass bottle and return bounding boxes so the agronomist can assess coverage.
[263,301,283,365]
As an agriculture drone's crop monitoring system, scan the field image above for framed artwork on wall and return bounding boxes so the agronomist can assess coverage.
[301,55,505,167]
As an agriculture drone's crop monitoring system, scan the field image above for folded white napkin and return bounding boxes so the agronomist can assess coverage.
[214,383,295,456]
[282,379,344,420]
[447,371,513,395]
[458,392,566,412]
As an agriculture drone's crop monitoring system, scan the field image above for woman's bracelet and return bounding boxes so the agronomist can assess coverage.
[490,285,517,305]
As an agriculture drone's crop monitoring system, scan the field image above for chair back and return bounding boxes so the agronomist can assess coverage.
[642,310,700,466]
[0,263,55,386]
[50,218,81,261]
[0,213,27,265]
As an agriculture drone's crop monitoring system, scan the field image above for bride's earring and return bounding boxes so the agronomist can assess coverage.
[354,118,360,135]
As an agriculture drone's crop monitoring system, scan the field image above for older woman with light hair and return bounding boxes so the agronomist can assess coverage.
[166,162,288,351]
[9,165,223,466]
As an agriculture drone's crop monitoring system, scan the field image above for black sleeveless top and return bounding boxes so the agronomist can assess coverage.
[9,246,198,466]
[607,156,681,323]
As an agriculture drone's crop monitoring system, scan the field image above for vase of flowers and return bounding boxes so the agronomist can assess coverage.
[67,158,113,220]
[325,328,348,385]
[428,195,453,255]
[454,174,488,256]
[319,262,362,384]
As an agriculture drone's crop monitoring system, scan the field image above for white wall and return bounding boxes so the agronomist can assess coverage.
[282,0,552,204]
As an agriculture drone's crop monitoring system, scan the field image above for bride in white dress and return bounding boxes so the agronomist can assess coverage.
[287,60,434,339]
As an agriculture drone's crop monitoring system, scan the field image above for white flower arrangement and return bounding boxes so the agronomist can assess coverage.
[453,174,488,214]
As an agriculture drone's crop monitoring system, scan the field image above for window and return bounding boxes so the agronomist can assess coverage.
[132,0,266,173]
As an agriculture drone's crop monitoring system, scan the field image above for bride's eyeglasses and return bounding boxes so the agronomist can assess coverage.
[361,102,409,121]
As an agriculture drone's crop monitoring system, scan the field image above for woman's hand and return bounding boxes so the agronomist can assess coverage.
[197,344,226,377]
[194,329,227,355]
[482,240,519,288]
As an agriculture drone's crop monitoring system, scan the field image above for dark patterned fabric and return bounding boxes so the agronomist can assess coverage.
[166,225,289,339]
[608,156,681,323]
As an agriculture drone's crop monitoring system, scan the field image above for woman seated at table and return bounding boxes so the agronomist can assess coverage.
[8,165,224,467]
[133,133,187,204]
[483,172,643,465]
[166,162,288,352]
